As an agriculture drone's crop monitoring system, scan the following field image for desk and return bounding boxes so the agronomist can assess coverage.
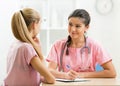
[42,78,120,86]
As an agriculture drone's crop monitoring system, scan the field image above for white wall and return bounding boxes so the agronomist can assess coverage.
[0,0,120,82]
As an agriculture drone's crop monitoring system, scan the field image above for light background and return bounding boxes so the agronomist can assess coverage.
[0,0,120,82]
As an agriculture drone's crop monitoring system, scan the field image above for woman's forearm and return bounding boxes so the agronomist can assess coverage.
[78,70,116,78]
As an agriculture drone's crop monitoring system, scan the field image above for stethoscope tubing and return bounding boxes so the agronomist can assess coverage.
[60,37,90,72]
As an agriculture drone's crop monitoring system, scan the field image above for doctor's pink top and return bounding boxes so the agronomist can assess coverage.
[4,40,41,86]
[46,37,112,72]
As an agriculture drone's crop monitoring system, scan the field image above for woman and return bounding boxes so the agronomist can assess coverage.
[4,8,55,86]
[46,9,116,80]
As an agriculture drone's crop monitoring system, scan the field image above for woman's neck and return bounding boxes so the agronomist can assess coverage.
[71,36,85,48]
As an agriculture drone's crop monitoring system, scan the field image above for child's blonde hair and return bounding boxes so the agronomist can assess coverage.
[11,8,43,60]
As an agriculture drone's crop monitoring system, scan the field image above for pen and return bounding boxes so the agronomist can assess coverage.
[66,65,71,70]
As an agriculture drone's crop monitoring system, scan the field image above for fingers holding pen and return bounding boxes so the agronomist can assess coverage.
[65,70,79,80]
[70,70,79,76]
[69,70,79,78]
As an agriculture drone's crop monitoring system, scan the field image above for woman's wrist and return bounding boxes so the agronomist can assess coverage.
[78,72,85,78]
[63,72,67,79]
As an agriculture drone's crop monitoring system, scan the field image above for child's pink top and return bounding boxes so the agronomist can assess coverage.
[46,37,112,72]
[4,40,41,86]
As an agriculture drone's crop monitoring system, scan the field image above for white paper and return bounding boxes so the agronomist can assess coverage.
[56,78,89,82]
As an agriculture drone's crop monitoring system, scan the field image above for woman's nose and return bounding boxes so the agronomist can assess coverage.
[71,26,76,31]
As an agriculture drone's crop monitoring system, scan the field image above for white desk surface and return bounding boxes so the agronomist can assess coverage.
[42,78,120,86]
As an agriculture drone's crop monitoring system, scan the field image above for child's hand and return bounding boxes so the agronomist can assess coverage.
[40,76,47,83]
[33,36,40,45]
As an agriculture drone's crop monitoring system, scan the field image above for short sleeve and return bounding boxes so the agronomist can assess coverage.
[46,44,58,63]
[46,39,66,64]
[23,43,38,65]
[94,42,112,65]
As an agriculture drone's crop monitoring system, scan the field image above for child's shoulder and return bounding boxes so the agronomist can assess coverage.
[19,42,33,50]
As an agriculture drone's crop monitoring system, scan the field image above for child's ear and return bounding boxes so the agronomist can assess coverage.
[31,22,36,30]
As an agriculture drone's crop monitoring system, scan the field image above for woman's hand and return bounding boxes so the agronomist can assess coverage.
[64,70,79,80]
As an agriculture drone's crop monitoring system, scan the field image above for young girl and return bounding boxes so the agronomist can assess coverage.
[4,8,55,86]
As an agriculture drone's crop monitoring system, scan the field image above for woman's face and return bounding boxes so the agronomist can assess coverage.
[68,17,89,40]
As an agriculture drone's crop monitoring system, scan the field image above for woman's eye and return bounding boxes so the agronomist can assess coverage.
[76,25,80,28]
[69,23,73,26]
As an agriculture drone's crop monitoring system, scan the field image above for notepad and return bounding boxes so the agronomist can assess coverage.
[56,78,89,82]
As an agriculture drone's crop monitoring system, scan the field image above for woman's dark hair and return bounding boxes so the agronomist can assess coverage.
[68,9,90,26]
[66,9,90,55]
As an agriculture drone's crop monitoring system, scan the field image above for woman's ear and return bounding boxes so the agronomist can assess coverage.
[85,25,89,31]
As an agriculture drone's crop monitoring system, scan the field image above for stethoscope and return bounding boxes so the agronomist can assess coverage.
[60,36,91,72]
